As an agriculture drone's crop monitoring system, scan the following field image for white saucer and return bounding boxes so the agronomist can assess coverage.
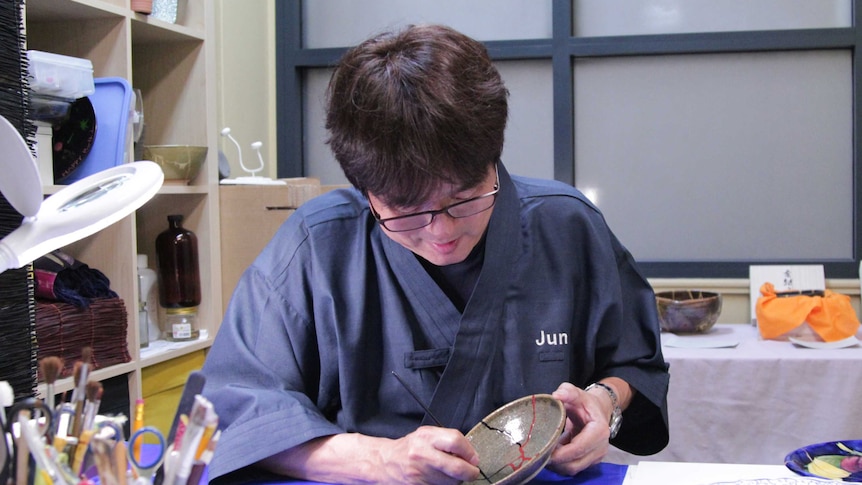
[788,335,860,349]
[662,334,740,349]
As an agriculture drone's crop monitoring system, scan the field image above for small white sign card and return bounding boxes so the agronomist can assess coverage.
[748,264,825,326]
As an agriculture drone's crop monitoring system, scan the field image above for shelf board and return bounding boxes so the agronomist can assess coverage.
[26,0,205,44]
[43,185,63,195]
[25,0,126,22]
[36,361,138,398]
[140,335,212,367]
[132,16,205,43]
[158,183,211,195]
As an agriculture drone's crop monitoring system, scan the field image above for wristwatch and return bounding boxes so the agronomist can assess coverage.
[585,382,623,439]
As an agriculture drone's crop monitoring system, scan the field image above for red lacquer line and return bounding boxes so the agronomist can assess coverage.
[505,394,538,472]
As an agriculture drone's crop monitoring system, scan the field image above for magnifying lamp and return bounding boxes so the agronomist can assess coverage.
[0,113,164,274]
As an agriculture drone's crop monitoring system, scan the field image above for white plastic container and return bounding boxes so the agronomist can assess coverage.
[137,254,160,343]
[33,121,54,184]
[27,50,95,101]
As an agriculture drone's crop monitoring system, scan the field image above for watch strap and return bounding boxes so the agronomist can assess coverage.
[585,382,623,438]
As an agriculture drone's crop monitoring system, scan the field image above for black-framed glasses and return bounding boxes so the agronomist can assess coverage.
[369,165,500,232]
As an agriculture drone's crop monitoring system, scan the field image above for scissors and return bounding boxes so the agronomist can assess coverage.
[6,397,54,438]
[127,426,167,485]
[4,398,55,485]
[80,419,126,482]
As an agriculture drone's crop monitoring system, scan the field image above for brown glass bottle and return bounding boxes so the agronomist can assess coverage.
[155,214,201,309]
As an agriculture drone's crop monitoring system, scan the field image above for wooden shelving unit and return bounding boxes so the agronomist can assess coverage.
[25,0,221,416]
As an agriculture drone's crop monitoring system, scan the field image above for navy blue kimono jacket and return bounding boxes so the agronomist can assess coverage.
[202,164,669,482]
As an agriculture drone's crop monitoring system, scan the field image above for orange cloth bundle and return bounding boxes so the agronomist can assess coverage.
[755,282,860,342]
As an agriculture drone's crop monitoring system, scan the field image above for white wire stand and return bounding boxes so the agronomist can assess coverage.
[219,128,286,185]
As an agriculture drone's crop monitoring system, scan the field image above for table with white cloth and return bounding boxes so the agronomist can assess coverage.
[608,323,862,466]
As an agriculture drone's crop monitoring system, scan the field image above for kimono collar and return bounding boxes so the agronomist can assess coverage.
[426,162,523,430]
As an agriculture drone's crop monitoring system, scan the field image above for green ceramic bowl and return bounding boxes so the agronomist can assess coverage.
[143,145,207,182]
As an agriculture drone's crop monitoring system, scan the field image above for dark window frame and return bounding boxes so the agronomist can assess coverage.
[275,0,862,279]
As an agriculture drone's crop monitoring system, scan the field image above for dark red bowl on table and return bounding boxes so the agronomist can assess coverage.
[655,290,722,334]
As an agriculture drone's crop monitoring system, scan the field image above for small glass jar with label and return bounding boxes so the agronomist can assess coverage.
[164,306,199,342]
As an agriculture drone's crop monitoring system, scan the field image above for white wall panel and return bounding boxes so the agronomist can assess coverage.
[303,0,552,48]
[574,50,853,261]
[574,0,850,37]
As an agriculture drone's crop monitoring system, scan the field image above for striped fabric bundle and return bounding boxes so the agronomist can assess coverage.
[35,297,132,379]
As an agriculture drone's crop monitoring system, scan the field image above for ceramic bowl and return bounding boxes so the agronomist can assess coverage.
[463,394,566,485]
[143,145,207,182]
[656,290,722,333]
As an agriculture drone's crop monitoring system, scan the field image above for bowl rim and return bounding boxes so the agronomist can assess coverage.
[655,290,722,304]
[142,144,208,150]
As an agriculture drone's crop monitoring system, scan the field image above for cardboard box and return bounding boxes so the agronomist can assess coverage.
[219,179,322,312]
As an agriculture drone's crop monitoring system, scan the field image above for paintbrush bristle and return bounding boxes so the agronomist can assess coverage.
[39,356,63,383]
[86,380,102,402]
[81,346,93,365]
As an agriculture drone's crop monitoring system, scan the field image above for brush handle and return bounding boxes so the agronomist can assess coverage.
[70,398,85,438]
[15,430,29,485]
[115,441,128,485]
[391,371,445,427]
[46,383,55,414]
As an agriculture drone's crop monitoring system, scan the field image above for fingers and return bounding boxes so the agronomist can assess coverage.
[547,382,611,476]
[556,417,576,445]
[430,427,481,467]
[552,382,593,422]
[552,383,602,433]
[384,426,481,484]
[547,419,609,476]
[551,382,578,404]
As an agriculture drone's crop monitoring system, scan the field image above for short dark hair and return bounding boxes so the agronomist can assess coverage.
[325,24,509,208]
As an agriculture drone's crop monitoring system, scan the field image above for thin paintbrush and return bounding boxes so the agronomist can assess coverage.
[391,371,490,482]
[64,361,82,437]
[82,380,103,431]
[39,356,63,413]
[71,347,93,438]
[390,371,444,426]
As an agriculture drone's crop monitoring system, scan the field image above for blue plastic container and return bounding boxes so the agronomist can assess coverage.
[58,77,132,184]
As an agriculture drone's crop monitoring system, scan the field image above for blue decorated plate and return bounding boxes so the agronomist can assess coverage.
[785,440,862,482]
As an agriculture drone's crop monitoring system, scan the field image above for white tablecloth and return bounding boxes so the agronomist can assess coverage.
[608,324,862,466]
